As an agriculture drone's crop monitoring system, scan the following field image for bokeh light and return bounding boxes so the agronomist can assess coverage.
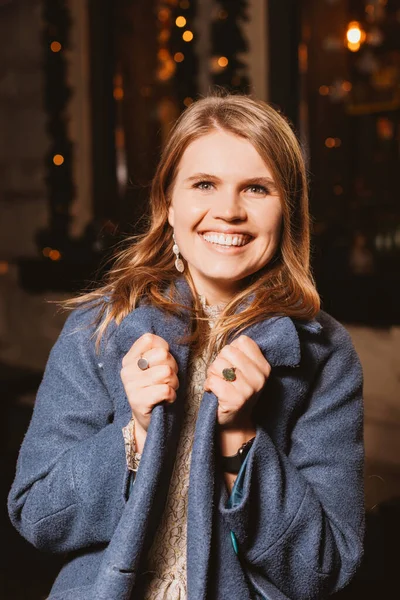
[0,261,9,275]
[342,81,352,92]
[325,138,336,148]
[347,22,362,44]
[50,41,62,53]
[182,30,194,42]
[176,16,186,28]
[53,154,64,166]
[49,249,61,261]
[113,87,124,100]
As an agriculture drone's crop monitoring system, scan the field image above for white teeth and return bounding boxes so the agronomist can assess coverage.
[201,233,249,247]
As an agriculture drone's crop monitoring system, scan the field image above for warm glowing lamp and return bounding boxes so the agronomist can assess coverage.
[346,21,365,51]
[347,22,362,44]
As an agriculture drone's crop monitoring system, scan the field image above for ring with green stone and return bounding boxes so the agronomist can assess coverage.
[222,367,237,382]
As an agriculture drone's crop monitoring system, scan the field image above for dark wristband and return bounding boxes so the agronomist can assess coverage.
[221,436,256,474]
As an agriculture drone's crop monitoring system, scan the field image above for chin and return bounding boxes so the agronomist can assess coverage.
[200,272,248,286]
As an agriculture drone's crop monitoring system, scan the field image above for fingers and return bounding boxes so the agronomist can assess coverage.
[121,363,179,393]
[120,333,180,432]
[141,383,177,408]
[205,354,254,407]
[121,333,178,381]
[122,333,170,368]
[139,364,180,391]
[122,345,178,374]
[208,341,269,394]
[126,384,178,426]
[230,336,271,378]
[205,369,253,406]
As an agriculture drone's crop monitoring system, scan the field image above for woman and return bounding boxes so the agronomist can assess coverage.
[8,93,365,600]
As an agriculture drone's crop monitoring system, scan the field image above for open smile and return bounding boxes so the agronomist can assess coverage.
[198,232,252,252]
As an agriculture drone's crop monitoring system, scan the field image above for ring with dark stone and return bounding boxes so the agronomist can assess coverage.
[137,357,149,371]
[222,367,237,382]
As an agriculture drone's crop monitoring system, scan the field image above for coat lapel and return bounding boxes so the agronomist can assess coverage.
[94,300,192,598]
[186,310,314,599]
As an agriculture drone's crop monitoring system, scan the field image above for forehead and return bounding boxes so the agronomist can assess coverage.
[176,130,273,178]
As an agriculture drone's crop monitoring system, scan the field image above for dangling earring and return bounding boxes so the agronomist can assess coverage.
[172,231,185,273]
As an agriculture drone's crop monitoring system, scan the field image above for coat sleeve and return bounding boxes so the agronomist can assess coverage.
[7,307,131,553]
[219,320,365,600]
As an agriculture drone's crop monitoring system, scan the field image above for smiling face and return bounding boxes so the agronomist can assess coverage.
[167,129,283,305]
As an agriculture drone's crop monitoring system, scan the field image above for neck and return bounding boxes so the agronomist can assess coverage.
[187,268,246,306]
[191,281,241,307]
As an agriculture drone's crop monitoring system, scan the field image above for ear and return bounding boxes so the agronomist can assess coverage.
[167,205,175,228]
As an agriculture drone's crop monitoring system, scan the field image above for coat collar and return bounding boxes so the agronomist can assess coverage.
[115,276,322,369]
[117,277,322,367]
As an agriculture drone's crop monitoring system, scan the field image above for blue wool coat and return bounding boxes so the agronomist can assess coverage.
[8,278,365,600]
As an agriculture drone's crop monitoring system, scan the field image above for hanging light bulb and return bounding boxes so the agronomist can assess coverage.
[346,21,366,52]
[347,22,362,44]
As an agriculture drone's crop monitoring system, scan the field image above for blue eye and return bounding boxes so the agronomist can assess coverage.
[247,185,268,195]
[193,181,214,191]
[192,181,270,195]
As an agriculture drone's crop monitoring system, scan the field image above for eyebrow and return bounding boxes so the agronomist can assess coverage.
[184,172,278,192]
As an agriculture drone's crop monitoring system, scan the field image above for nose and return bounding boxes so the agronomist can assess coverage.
[210,190,247,221]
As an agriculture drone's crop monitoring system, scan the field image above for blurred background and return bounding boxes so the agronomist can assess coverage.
[0,0,399,598]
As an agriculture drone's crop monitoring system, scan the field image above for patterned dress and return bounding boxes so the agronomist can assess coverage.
[126,297,225,599]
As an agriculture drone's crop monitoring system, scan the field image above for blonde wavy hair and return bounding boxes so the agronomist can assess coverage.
[65,90,320,355]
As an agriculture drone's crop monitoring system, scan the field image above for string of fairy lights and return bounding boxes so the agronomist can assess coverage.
[39,0,252,267]
[155,0,198,109]
[37,1,398,264]
[151,0,249,110]
[39,0,74,263]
